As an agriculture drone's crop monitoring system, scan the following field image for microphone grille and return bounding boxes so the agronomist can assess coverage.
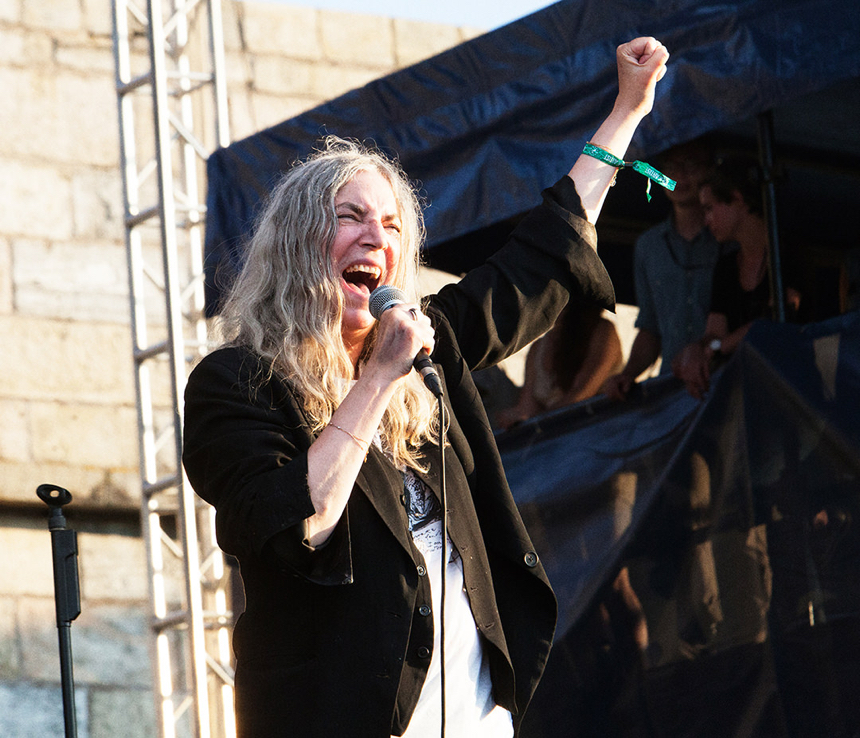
[368,284,405,320]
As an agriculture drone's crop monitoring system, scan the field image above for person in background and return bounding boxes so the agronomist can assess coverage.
[672,154,801,399]
[181,38,670,738]
[497,305,622,430]
[603,138,724,400]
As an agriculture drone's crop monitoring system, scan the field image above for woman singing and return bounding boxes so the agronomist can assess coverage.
[182,37,669,737]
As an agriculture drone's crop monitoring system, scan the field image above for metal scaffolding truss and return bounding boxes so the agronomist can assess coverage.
[111,1,235,735]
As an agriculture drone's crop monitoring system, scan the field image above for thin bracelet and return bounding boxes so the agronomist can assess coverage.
[327,422,370,455]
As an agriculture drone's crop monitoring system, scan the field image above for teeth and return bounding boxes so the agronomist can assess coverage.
[344,264,381,277]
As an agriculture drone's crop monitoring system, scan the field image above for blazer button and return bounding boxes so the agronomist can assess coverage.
[524,551,538,568]
[417,565,427,576]
[419,605,431,617]
[417,646,431,659]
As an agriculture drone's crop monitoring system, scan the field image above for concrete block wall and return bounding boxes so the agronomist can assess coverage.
[0,1,484,735]
[222,1,483,138]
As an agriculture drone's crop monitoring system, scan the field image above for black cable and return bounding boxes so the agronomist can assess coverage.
[438,395,447,738]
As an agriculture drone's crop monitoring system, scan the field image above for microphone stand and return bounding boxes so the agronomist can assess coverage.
[37,484,81,738]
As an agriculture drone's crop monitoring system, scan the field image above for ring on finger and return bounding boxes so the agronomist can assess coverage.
[408,308,419,321]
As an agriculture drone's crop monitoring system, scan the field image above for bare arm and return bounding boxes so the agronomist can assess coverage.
[568,38,669,224]
[704,312,747,356]
[559,319,623,405]
[305,304,434,545]
[672,312,747,399]
[677,280,803,401]
[603,328,662,400]
[305,373,395,546]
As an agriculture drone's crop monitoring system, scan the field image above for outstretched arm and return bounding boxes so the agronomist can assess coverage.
[568,37,669,224]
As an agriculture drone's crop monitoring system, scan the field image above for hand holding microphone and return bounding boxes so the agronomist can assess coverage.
[369,285,443,397]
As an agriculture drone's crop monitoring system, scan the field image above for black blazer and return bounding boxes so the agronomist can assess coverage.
[182,176,614,737]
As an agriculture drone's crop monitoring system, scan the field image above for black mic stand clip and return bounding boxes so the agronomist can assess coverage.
[37,483,81,738]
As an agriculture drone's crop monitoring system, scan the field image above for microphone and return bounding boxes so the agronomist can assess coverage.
[368,285,443,397]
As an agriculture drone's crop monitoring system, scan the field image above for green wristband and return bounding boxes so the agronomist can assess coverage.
[583,143,677,201]
[582,142,626,168]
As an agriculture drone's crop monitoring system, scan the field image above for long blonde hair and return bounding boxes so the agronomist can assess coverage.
[218,137,440,470]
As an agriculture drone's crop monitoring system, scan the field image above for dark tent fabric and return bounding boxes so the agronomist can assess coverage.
[203,0,860,313]
[498,310,860,737]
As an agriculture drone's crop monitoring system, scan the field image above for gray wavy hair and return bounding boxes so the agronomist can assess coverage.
[218,136,440,469]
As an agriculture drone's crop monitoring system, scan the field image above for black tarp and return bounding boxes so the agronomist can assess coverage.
[204,0,860,312]
[501,310,860,737]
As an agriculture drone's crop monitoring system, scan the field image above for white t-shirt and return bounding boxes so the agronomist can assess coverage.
[395,469,513,738]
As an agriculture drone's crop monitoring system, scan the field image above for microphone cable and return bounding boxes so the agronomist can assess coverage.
[437,394,447,738]
[368,285,448,734]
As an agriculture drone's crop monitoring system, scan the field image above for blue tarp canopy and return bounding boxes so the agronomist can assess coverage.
[204,0,860,313]
[507,311,860,737]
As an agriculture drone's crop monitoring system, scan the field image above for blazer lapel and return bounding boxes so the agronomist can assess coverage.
[355,445,413,554]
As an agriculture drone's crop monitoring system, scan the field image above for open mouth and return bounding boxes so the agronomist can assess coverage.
[342,264,382,296]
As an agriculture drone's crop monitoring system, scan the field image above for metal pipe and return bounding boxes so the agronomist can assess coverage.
[757,110,786,323]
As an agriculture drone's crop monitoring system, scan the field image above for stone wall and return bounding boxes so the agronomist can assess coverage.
[0,2,483,735]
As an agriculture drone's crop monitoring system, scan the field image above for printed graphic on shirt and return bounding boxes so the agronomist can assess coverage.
[403,470,458,563]
[404,469,441,532]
